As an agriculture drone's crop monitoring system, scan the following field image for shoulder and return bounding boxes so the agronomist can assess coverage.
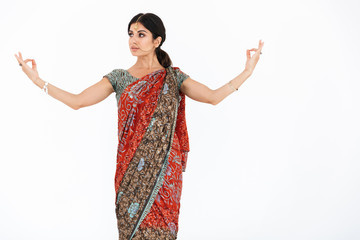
[103,69,126,91]
[171,67,189,78]
[103,69,126,80]
[104,68,121,76]
[106,68,124,75]
[172,66,185,73]
[171,66,190,89]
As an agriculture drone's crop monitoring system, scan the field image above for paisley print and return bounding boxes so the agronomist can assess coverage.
[137,157,145,171]
[163,82,169,94]
[116,191,124,204]
[128,202,140,218]
[103,67,190,240]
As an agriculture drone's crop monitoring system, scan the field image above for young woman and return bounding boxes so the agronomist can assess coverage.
[15,12,264,240]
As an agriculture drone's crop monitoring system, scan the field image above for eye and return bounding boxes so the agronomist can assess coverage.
[128,33,145,37]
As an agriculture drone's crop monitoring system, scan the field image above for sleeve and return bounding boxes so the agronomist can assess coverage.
[173,67,190,90]
[103,69,121,92]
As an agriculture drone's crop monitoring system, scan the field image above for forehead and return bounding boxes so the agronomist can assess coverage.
[129,22,148,32]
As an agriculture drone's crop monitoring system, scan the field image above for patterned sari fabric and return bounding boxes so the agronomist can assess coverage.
[104,66,190,240]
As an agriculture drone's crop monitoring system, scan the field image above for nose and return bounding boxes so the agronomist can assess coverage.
[130,41,139,49]
[129,36,138,45]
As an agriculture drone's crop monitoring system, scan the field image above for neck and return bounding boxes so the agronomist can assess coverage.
[135,52,163,70]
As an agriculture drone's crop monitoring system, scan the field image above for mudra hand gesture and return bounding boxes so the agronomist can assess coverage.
[14,52,39,82]
[245,40,264,75]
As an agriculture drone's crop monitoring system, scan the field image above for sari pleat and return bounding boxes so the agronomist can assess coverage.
[112,66,189,240]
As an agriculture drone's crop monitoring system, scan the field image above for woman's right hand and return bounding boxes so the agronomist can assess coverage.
[14,52,40,82]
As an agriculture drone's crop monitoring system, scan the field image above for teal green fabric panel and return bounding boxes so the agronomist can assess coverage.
[103,69,120,92]
[174,67,189,90]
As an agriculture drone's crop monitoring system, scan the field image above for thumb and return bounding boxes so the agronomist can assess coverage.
[246,49,251,60]
[23,59,32,63]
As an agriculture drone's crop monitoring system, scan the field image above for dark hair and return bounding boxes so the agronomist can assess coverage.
[128,13,172,68]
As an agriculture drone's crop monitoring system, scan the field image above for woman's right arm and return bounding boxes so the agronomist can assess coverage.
[33,76,114,110]
[15,51,114,110]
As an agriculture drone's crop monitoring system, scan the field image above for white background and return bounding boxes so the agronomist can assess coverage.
[1,0,360,239]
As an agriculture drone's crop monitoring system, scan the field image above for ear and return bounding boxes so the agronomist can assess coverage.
[155,36,162,47]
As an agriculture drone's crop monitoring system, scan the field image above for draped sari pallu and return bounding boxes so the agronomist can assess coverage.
[114,66,189,240]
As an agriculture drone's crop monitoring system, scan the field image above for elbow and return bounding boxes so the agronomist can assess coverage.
[209,91,219,106]
[74,101,82,110]
[71,103,80,110]
[72,105,81,110]
[72,94,82,110]
[210,99,218,106]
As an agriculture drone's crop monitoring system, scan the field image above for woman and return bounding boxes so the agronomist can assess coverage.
[15,12,264,240]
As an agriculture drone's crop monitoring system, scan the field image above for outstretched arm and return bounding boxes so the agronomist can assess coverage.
[33,77,114,110]
[180,69,251,105]
[180,40,264,105]
[15,52,114,110]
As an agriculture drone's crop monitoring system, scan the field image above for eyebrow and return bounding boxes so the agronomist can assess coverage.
[128,30,147,33]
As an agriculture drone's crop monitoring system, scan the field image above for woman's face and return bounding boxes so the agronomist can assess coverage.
[128,22,161,56]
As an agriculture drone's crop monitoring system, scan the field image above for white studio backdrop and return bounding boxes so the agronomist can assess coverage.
[1,0,359,239]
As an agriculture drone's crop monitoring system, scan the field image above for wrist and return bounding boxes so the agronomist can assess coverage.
[243,69,252,77]
[33,77,44,88]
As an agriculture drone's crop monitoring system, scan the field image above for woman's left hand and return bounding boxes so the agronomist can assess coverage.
[245,40,264,75]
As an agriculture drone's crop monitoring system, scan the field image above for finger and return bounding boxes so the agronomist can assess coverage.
[14,54,20,62]
[249,49,259,57]
[259,40,264,50]
[19,52,23,60]
[15,54,25,65]
[246,49,251,60]
[32,59,37,71]
[24,59,32,63]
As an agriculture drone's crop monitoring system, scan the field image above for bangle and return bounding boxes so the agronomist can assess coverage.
[42,81,49,95]
[228,81,238,91]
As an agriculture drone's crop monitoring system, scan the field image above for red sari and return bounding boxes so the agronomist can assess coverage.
[135,130,186,238]
[105,66,189,239]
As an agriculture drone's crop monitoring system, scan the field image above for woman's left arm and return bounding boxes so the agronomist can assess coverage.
[180,69,251,105]
[180,40,264,105]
